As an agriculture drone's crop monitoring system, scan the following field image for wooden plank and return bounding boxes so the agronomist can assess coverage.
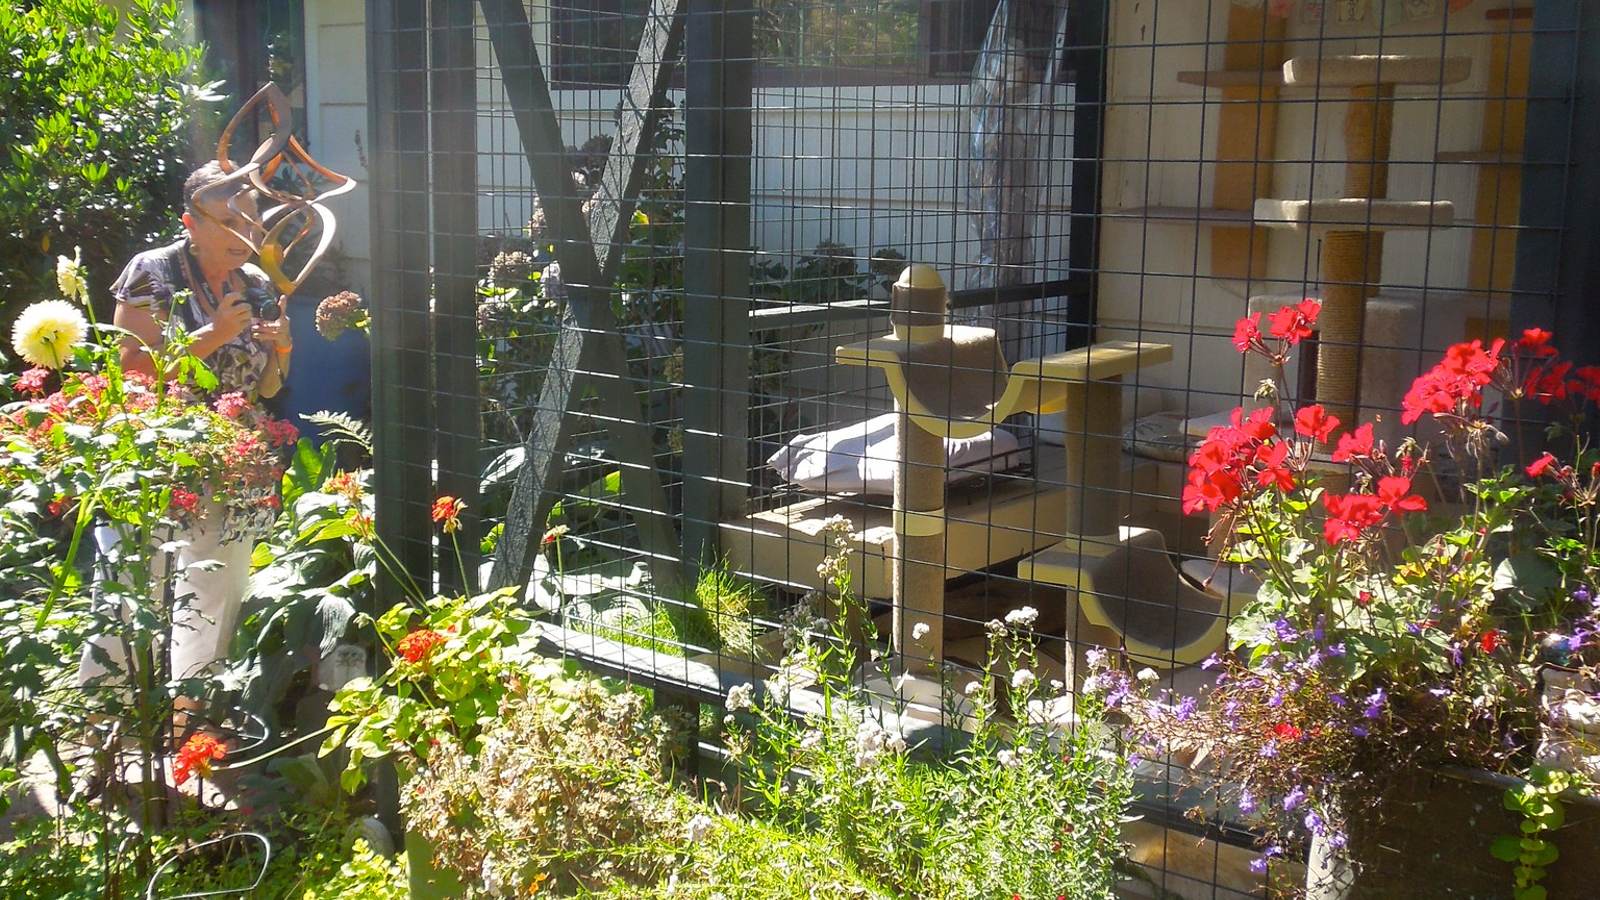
[1281,55,1473,88]
[1210,3,1284,281]
[1469,11,1533,308]
[430,0,481,593]
[480,0,688,596]
[681,0,753,580]
[1177,69,1285,89]
[363,0,427,840]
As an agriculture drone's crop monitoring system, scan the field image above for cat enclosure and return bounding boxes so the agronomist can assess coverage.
[364,0,1597,893]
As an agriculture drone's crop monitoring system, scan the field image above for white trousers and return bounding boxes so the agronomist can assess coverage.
[77,506,252,692]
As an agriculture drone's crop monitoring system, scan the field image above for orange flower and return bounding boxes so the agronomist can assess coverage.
[173,732,227,785]
[323,471,364,504]
[431,495,466,534]
[397,628,448,664]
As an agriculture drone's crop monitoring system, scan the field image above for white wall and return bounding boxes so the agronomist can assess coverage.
[1097,1,1510,417]
[304,0,372,290]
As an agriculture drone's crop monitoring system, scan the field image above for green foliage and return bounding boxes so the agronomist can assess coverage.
[321,589,536,793]
[0,0,217,331]
[583,817,895,899]
[1493,766,1572,900]
[0,804,405,900]
[723,522,1135,899]
[232,465,371,729]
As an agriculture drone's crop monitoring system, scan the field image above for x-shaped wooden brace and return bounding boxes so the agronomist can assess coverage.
[479,0,687,595]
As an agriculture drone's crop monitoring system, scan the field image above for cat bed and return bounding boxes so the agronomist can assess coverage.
[768,412,1026,496]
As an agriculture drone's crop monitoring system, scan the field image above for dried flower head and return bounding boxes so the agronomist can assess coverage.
[315,290,366,340]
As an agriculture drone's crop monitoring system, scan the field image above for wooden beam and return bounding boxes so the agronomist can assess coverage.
[430,0,481,593]
[368,0,434,606]
[1208,3,1285,281]
[479,0,687,596]
[1468,7,1533,309]
[681,0,754,578]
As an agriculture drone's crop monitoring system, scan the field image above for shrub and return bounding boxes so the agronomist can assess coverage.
[723,517,1137,900]
[401,661,692,895]
[0,0,214,336]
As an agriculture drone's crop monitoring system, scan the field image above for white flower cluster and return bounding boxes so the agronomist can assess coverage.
[685,813,715,844]
[911,621,930,642]
[1010,668,1036,691]
[854,717,907,766]
[56,250,88,304]
[1003,606,1039,629]
[726,682,754,712]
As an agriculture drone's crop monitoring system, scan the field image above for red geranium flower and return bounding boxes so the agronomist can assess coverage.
[1267,299,1320,345]
[1293,404,1340,443]
[396,628,448,664]
[173,732,227,785]
[1323,493,1385,545]
[1479,630,1503,654]
[1517,327,1556,358]
[1232,312,1264,354]
[1272,722,1303,741]
[1375,475,1427,513]
[1526,452,1559,479]
[1254,441,1296,492]
[170,488,201,514]
[1331,422,1374,463]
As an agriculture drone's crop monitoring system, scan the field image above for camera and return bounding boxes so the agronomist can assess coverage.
[242,285,280,321]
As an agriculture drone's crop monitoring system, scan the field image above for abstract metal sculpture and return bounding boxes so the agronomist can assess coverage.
[189,82,357,304]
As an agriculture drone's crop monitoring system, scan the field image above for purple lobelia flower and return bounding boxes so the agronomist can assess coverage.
[1177,695,1199,721]
[1272,618,1298,642]
[1239,788,1257,813]
[1283,785,1306,812]
[1364,688,1387,719]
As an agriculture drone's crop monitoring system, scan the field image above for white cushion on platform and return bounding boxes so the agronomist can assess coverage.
[768,412,1023,496]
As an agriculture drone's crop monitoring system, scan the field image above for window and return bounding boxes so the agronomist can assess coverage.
[195,0,308,147]
[549,0,1003,88]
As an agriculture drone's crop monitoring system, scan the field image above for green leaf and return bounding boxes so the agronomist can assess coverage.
[1514,886,1547,900]
[1491,835,1523,863]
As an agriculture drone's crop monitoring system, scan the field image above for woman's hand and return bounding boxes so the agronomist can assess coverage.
[199,290,252,345]
[252,307,292,353]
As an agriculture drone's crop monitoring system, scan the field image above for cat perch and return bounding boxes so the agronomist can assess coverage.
[835,264,1174,677]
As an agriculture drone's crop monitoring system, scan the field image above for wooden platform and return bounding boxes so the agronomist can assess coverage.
[1254,197,1454,232]
[1281,54,1472,88]
[722,451,1080,598]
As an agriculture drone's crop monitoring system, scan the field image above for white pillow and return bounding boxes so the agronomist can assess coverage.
[767,413,1022,496]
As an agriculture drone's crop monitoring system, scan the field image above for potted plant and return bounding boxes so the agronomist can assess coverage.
[1121,305,1600,898]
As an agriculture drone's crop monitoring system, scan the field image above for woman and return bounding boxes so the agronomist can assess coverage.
[78,161,293,728]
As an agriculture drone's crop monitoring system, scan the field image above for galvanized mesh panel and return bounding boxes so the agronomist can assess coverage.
[365,1,1584,892]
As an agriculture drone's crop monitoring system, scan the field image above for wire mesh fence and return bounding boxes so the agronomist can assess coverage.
[365,0,1585,893]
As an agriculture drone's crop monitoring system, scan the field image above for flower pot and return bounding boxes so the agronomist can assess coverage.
[1305,767,1600,899]
[397,764,467,899]
[405,827,466,900]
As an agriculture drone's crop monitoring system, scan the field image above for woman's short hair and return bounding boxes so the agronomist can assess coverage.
[183,161,253,212]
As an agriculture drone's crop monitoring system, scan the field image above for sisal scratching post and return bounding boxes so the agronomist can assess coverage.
[1317,230,1369,424]
[1343,84,1394,296]
[890,266,949,676]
